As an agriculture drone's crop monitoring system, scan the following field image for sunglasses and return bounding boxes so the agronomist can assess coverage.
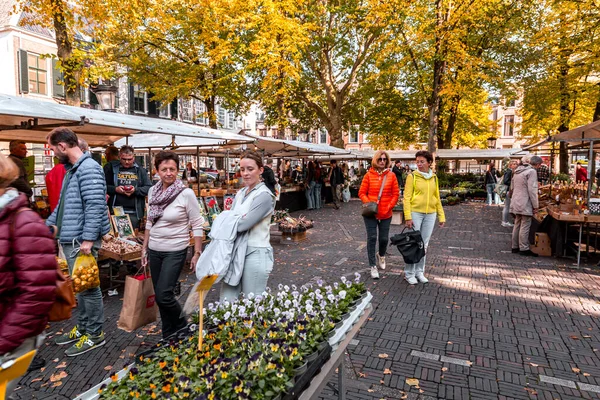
[378,157,387,162]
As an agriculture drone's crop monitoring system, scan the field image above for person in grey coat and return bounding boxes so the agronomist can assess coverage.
[509,155,541,257]
[45,127,111,357]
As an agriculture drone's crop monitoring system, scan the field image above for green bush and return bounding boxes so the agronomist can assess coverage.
[552,173,571,183]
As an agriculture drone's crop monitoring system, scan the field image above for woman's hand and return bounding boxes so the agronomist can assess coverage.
[190,251,201,270]
[141,249,148,267]
[405,219,414,229]
[439,222,445,228]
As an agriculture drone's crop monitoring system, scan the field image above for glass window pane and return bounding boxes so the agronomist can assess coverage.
[29,81,37,93]
[28,54,37,68]
[38,72,46,83]
[29,70,36,81]
[38,82,46,94]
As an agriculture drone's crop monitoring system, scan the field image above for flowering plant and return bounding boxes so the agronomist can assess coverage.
[99,274,367,399]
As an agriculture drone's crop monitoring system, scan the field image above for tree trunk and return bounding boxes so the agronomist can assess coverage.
[593,82,600,121]
[327,113,345,149]
[51,0,79,106]
[428,0,446,154]
[558,51,571,174]
[444,96,460,149]
[437,97,445,149]
[205,97,217,129]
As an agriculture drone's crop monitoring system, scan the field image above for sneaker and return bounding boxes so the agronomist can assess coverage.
[370,266,380,279]
[55,326,85,346]
[405,276,418,285]
[376,253,386,270]
[65,332,105,357]
[27,355,46,372]
[511,248,520,253]
[415,273,429,283]
[519,249,538,257]
[501,222,514,227]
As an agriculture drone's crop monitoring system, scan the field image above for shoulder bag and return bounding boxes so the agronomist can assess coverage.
[361,174,388,217]
[390,227,426,264]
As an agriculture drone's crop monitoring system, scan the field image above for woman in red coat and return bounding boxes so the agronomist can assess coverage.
[0,155,57,394]
[359,150,399,279]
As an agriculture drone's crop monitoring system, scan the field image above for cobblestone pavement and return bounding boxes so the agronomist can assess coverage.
[13,200,600,399]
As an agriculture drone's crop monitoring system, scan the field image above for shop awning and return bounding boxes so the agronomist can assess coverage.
[328,148,528,161]
[0,94,252,147]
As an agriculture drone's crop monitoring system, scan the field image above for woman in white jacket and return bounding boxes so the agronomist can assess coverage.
[220,151,276,300]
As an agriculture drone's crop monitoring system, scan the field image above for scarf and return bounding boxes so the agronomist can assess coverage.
[0,189,19,212]
[415,168,433,179]
[148,179,186,225]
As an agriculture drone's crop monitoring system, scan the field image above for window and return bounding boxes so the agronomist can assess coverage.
[349,126,359,143]
[181,99,193,121]
[27,54,47,95]
[79,86,88,103]
[319,128,328,144]
[133,84,146,113]
[506,98,516,107]
[158,102,170,118]
[228,112,235,129]
[218,107,226,126]
[504,115,514,137]
[194,100,207,125]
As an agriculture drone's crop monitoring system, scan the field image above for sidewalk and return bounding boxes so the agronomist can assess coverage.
[13,200,600,399]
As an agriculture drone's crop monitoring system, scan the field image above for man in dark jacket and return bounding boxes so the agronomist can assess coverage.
[392,160,404,192]
[46,127,110,357]
[104,145,152,230]
[261,159,277,195]
[8,140,33,199]
[329,160,344,209]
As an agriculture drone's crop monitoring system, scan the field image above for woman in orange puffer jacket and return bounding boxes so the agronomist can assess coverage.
[359,150,399,279]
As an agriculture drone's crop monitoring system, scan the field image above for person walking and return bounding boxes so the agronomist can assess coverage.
[392,160,404,193]
[485,162,500,205]
[7,140,33,199]
[305,161,316,210]
[313,161,323,209]
[329,160,344,210]
[220,151,276,300]
[141,151,204,339]
[45,127,111,356]
[0,154,57,394]
[403,150,446,285]
[261,159,277,195]
[509,155,540,257]
[576,162,588,184]
[104,145,153,231]
[182,162,198,181]
[359,150,399,280]
[501,160,519,227]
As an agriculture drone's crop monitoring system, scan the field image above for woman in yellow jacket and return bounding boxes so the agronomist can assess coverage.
[403,151,446,285]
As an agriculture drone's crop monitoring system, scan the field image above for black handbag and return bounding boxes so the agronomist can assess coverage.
[390,227,426,264]
[361,174,388,217]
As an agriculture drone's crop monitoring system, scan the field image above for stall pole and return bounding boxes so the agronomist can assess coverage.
[147,148,152,173]
[196,146,201,197]
[588,140,594,205]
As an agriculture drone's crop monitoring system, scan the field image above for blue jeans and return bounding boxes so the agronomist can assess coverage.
[313,183,322,209]
[305,181,315,209]
[220,247,274,301]
[405,212,437,278]
[363,216,392,267]
[148,248,188,338]
[62,239,104,336]
[486,183,499,205]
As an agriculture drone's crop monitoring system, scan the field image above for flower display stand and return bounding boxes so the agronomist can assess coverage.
[281,230,307,243]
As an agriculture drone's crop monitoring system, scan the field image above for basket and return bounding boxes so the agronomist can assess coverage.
[589,198,600,215]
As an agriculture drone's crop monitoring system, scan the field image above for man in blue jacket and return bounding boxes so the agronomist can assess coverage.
[45,127,110,357]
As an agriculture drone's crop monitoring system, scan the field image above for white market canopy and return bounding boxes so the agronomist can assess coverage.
[0,93,252,147]
[323,148,528,161]
[242,133,351,157]
[523,120,600,151]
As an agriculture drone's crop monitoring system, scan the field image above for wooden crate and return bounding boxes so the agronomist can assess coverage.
[281,231,307,242]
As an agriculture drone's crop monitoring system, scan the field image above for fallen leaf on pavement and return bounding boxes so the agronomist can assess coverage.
[56,362,67,368]
[441,367,448,372]
[358,372,367,378]
[52,381,63,387]
[378,353,389,358]
[406,378,420,387]
[31,378,42,383]
[530,363,538,367]
[50,371,68,382]
[572,367,581,373]
[104,365,113,371]
[383,368,392,375]
[584,373,591,377]
[570,336,580,340]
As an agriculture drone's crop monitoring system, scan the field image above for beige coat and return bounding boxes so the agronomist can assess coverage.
[509,164,538,216]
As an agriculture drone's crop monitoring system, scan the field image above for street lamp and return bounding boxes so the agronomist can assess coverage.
[486,136,497,149]
[91,83,118,112]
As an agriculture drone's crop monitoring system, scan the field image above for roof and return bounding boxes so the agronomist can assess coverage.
[339,148,528,161]
[0,94,253,147]
[242,133,351,157]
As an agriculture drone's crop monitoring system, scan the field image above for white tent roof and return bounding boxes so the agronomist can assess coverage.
[0,94,251,147]
[337,148,528,161]
[243,134,350,157]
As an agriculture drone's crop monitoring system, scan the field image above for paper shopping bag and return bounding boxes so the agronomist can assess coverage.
[117,273,158,332]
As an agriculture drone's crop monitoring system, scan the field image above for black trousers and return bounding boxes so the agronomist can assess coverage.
[147,248,188,338]
[363,216,392,267]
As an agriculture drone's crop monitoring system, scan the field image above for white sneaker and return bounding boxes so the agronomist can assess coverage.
[501,222,514,227]
[405,276,418,285]
[376,254,386,270]
[370,266,380,279]
[415,273,429,283]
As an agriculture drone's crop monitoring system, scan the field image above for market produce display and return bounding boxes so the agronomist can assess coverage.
[101,237,144,255]
[278,215,314,233]
[271,209,290,224]
[99,275,367,400]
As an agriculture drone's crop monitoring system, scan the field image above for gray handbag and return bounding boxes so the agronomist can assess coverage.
[361,174,387,217]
